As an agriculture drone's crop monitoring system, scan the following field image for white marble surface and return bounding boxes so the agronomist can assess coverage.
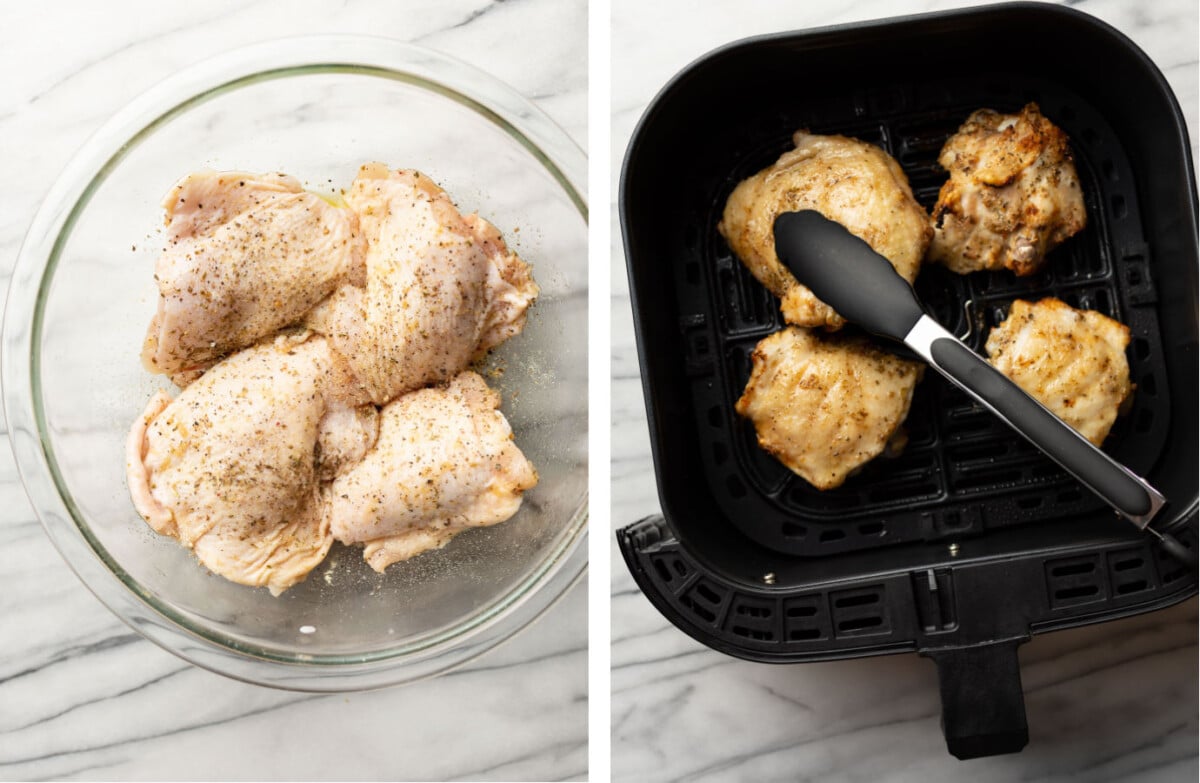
[610,1,1198,781]
[0,2,586,781]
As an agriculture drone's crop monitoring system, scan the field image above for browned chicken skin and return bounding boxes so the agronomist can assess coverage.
[719,131,932,330]
[929,103,1086,276]
[735,327,923,490]
[986,298,1131,446]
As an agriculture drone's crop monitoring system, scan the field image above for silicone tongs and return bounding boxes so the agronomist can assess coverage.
[773,210,1196,568]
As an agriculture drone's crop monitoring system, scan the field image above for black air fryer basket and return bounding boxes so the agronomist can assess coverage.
[618,2,1198,760]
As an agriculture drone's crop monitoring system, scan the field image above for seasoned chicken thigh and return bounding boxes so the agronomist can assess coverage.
[126,332,375,594]
[735,327,923,490]
[142,171,364,382]
[327,371,538,573]
[929,104,1086,276]
[306,164,538,404]
[719,132,932,330]
[986,298,1131,445]
[127,163,541,593]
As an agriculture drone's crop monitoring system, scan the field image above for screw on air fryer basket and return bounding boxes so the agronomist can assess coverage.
[948,543,960,557]
[762,572,776,585]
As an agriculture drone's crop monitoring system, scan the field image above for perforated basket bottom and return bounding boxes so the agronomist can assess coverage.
[678,75,1171,557]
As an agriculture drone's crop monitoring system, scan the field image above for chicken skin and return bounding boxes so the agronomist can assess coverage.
[929,104,1086,276]
[127,164,540,592]
[142,171,364,383]
[327,371,538,573]
[719,132,932,330]
[126,332,376,595]
[305,164,538,404]
[985,298,1131,445]
[735,327,923,490]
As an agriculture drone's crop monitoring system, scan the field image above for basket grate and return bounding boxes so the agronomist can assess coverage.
[677,76,1171,556]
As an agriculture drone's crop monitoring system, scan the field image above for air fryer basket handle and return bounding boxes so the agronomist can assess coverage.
[923,640,1029,760]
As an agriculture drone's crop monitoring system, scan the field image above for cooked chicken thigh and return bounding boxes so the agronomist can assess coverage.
[719,132,932,330]
[306,164,538,404]
[327,371,537,573]
[929,104,1086,276]
[126,332,376,594]
[735,327,923,490]
[986,298,1131,445]
[142,171,364,382]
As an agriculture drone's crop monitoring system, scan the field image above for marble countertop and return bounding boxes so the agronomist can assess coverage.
[610,1,1198,781]
[0,2,585,781]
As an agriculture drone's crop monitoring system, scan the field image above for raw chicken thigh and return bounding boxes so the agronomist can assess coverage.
[127,163,540,591]
[142,171,364,382]
[986,298,1131,445]
[126,332,376,594]
[327,371,538,572]
[735,327,923,490]
[719,131,932,329]
[306,164,538,404]
[929,104,1086,276]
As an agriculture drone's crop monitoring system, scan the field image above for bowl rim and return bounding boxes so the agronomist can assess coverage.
[1,34,588,692]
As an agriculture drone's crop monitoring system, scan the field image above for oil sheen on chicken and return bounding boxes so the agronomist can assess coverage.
[126,332,376,595]
[305,164,538,404]
[719,132,932,330]
[986,298,1131,445]
[142,171,365,383]
[929,103,1086,276]
[735,327,923,490]
[327,371,538,573]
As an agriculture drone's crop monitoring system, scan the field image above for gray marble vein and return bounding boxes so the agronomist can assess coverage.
[610,1,1198,781]
[0,1,585,781]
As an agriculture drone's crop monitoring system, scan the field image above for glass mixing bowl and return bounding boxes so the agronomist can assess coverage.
[2,37,587,690]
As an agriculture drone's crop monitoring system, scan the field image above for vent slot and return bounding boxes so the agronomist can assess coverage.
[726,595,777,642]
[713,250,776,334]
[926,507,984,537]
[783,595,827,643]
[678,595,716,623]
[1105,546,1157,599]
[834,593,879,609]
[649,554,689,586]
[679,578,728,625]
[1052,562,1096,577]
[1047,555,1106,608]
[831,586,890,638]
[838,617,883,632]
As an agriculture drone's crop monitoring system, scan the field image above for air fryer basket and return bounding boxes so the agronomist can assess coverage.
[618,2,1197,760]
